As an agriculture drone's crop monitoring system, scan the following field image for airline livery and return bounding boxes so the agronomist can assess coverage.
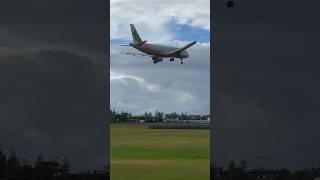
[120,24,197,64]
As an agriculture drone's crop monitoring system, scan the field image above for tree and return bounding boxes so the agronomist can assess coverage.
[34,154,60,177]
[7,150,20,173]
[180,112,188,120]
[34,154,46,176]
[155,110,163,122]
[35,154,44,168]
[144,111,153,122]
[21,158,28,167]
[239,159,248,171]
[0,149,8,177]
[227,160,237,180]
[59,156,71,175]
[229,160,236,171]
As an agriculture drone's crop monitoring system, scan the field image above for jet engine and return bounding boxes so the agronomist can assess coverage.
[152,57,163,63]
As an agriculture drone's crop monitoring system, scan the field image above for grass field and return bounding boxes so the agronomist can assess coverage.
[110,124,210,180]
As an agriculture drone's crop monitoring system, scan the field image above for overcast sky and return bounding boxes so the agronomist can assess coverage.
[110,0,210,115]
[2,0,320,174]
[213,0,320,170]
[0,0,108,171]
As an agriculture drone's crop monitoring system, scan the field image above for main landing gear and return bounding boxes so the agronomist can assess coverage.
[180,58,184,64]
[169,58,183,64]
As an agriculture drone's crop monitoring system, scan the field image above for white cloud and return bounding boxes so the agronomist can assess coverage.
[111,71,160,92]
[110,72,199,115]
[110,44,210,115]
[110,0,211,114]
[110,0,210,42]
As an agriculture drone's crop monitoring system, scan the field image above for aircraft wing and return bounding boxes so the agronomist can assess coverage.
[121,52,153,57]
[164,40,197,56]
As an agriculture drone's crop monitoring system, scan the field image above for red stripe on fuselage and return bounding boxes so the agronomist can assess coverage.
[143,43,149,49]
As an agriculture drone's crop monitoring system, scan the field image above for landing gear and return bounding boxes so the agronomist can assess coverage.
[152,57,162,64]
[170,58,174,61]
[180,58,184,64]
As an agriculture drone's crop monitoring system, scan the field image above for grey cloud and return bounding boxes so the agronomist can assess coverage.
[0,0,107,54]
[0,49,107,170]
[0,0,108,170]
[213,0,320,170]
[110,44,210,115]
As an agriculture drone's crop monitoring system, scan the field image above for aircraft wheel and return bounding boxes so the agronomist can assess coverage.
[181,61,183,64]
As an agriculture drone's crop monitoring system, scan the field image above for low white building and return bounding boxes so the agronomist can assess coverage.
[139,120,145,123]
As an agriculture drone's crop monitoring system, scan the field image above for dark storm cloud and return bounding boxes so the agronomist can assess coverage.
[0,0,107,54]
[0,49,107,170]
[213,0,320,170]
[0,1,108,170]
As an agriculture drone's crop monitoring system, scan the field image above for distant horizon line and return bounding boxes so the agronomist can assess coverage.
[110,108,210,116]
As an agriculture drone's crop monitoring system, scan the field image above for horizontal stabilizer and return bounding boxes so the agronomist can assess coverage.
[120,52,152,57]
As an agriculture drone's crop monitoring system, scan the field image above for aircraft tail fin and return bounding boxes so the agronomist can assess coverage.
[130,24,143,44]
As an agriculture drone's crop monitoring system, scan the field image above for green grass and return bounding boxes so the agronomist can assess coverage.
[110,124,210,180]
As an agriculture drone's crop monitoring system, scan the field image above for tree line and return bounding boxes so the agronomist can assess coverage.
[0,148,108,180]
[213,160,320,180]
[110,109,210,123]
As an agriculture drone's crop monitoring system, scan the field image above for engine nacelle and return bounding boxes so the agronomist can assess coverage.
[152,57,163,62]
[176,51,189,59]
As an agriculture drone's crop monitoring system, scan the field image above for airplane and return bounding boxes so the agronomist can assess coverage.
[120,24,197,64]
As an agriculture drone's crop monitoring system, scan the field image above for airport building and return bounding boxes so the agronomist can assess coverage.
[148,117,210,129]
